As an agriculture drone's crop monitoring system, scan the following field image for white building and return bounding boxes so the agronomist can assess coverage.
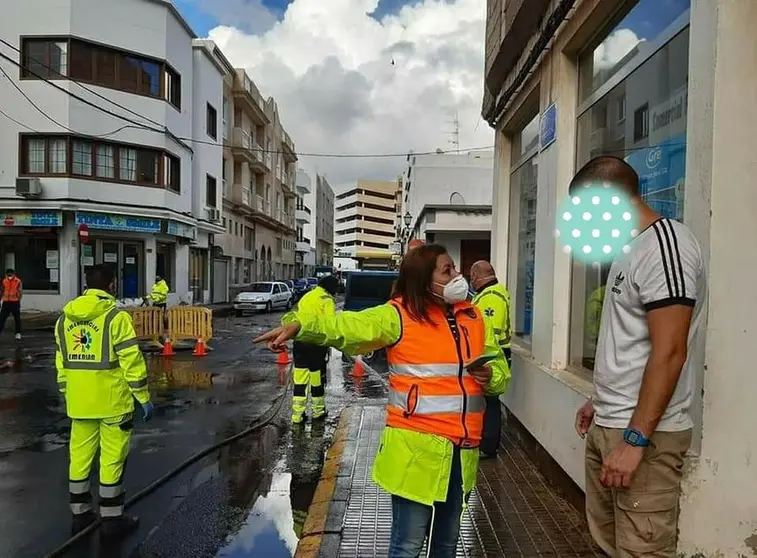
[403,151,494,276]
[484,0,757,554]
[294,169,313,277]
[0,0,226,311]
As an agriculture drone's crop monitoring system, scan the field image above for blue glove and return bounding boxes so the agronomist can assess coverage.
[141,401,154,422]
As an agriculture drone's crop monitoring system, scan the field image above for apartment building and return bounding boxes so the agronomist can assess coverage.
[334,179,398,268]
[484,0,757,554]
[294,169,313,277]
[403,151,494,277]
[314,175,335,267]
[216,70,298,297]
[0,0,227,311]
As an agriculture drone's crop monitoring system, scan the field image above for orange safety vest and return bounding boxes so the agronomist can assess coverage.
[385,298,487,448]
[1,276,21,302]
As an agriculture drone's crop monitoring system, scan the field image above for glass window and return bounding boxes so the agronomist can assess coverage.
[206,104,217,140]
[164,154,180,193]
[571,27,690,373]
[95,49,116,87]
[509,156,538,345]
[119,148,137,181]
[0,234,59,291]
[511,112,540,163]
[120,55,140,93]
[136,150,159,184]
[139,60,161,96]
[165,68,181,109]
[26,138,46,173]
[72,140,93,176]
[49,139,67,173]
[96,145,115,178]
[206,175,217,208]
[578,0,690,102]
[69,40,94,80]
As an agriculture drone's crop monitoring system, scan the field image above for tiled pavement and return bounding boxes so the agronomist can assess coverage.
[322,404,603,558]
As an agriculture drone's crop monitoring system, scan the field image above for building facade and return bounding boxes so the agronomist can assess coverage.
[403,151,494,277]
[484,0,757,555]
[294,169,313,277]
[334,179,398,268]
[0,0,226,312]
[314,174,334,268]
[216,69,298,300]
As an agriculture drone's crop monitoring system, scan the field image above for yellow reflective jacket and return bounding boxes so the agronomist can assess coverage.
[284,301,508,506]
[149,279,169,304]
[55,289,150,419]
[291,285,335,319]
[472,281,512,352]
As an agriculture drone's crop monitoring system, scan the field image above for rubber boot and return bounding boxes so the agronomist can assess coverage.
[101,515,139,537]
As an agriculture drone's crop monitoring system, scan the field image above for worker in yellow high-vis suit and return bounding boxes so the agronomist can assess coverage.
[287,275,339,424]
[147,275,169,309]
[55,264,153,537]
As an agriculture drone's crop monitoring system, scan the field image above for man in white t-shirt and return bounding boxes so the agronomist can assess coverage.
[572,156,706,557]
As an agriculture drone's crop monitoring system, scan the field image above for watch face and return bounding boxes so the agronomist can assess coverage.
[628,431,639,443]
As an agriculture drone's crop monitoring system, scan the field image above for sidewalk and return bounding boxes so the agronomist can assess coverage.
[297,403,602,558]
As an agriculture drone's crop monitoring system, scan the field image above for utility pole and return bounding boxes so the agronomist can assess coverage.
[448,110,460,154]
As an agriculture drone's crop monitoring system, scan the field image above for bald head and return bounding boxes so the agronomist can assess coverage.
[470,260,496,292]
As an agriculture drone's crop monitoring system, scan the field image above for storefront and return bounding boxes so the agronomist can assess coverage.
[0,210,64,296]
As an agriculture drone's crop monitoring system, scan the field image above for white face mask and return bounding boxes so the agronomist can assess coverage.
[434,275,469,304]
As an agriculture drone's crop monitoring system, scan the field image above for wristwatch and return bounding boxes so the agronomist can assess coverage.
[623,428,650,447]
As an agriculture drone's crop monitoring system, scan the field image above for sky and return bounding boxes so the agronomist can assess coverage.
[172,0,688,191]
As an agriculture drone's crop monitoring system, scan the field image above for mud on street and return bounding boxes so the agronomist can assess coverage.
[0,309,388,558]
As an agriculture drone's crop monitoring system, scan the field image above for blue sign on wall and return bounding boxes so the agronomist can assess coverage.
[624,134,687,220]
[1,210,62,227]
[167,220,197,240]
[540,103,557,151]
[75,212,161,233]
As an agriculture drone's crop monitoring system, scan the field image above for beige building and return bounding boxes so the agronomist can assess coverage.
[314,174,335,267]
[335,179,399,267]
[215,69,298,299]
[484,0,757,555]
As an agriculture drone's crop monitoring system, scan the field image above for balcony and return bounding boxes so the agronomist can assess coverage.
[231,128,269,173]
[295,170,312,194]
[233,70,269,125]
[281,131,297,162]
[296,206,311,224]
[256,195,272,217]
[295,240,311,253]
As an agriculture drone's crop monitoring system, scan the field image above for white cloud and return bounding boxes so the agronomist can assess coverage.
[205,0,493,190]
[593,28,644,71]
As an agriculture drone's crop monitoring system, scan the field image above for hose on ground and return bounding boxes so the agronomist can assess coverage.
[44,366,292,558]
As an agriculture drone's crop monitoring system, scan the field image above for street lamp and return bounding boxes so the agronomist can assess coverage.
[403,211,412,228]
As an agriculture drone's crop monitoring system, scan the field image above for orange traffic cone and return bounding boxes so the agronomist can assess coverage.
[161,339,175,357]
[193,338,208,357]
[351,358,366,377]
[276,349,292,365]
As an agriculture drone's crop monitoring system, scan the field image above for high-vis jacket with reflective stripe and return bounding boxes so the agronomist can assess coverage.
[285,299,509,506]
[55,289,150,419]
[386,300,489,447]
[291,285,335,319]
[1,276,22,302]
[149,279,169,304]
[472,281,512,351]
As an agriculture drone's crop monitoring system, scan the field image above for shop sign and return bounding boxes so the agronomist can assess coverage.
[539,103,557,151]
[1,210,63,227]
[166,220,197,240]
[75,212,161,233]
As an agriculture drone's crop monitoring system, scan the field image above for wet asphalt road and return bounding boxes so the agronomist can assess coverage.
[0,310,388,558]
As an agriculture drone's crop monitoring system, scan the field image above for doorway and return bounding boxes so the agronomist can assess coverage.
[460,238,492,279]
[90,239,144,299]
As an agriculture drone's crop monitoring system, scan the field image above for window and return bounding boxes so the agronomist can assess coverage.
[222,97,229,140]
[20,134,181,192]
[206,175,217,208]
[633,103,649,142]
[22,39,68,78]
[572,28,690,373]
[0,234,59,292]
[21,37,181,109]
[577,0,690,102]
[509,113,539,346]
[72,140,93,176]
[206,103,217,140]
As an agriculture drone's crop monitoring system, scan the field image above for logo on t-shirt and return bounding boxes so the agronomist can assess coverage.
[612,272,625,295]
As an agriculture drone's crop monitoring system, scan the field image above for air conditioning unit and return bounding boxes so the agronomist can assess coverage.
[207,208,221,222]
[16,177,42,198]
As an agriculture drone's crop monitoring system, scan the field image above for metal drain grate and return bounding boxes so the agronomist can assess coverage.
[337,405,603,557]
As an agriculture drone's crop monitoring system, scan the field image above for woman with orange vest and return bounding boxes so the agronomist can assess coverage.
[0,268,23,341]
[255,244,510,557]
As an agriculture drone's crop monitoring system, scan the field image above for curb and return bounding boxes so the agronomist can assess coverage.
[294,406,356,558]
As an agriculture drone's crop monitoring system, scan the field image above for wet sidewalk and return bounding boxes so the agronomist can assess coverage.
[298,403,603,558]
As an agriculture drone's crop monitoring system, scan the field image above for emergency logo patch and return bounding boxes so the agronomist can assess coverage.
[73,329,92,352]
[484,308,495,317]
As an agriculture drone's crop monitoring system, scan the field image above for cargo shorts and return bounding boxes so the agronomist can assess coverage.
[585,424,691,557]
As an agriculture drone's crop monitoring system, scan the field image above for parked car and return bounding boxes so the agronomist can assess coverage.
[306,277,318,290]
[293,278,309,300]
[234,281,293,316]
[341,270,399,363]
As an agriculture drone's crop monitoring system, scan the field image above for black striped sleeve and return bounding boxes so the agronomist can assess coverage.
[640,220,699,311]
